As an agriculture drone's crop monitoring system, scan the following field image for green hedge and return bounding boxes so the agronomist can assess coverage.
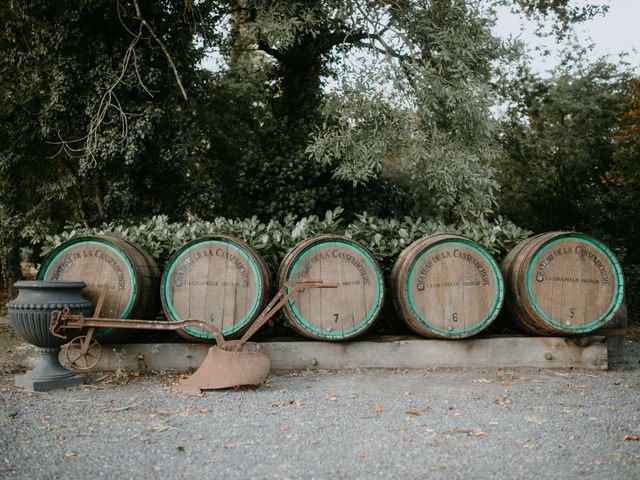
[42,208,530,276]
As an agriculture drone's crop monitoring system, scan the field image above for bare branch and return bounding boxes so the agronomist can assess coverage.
[134,0,188,101]
[49,30,139,164]
[132,47,156,97]
[51,1,190,163]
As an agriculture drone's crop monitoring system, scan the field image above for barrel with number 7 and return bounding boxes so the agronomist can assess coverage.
[391,234,504,339]
[277,235,385,341]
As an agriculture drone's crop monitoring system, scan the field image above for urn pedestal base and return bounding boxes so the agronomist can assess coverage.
[7,280,92,392]
[15,347,83,391]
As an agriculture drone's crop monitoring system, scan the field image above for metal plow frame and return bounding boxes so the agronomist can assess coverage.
[50,280,337,392]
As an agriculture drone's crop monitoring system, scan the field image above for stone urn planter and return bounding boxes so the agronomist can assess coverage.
[7,281,93,391]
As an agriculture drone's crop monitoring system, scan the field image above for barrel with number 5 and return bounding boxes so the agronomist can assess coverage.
[277,235,385,341]
[391,234,504,339]
[501,231,624,335]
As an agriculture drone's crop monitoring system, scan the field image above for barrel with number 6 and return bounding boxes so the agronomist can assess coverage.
[161,235,271,343]
[391,234,504,339]
[277,235,385,341]
[501,231,624,335]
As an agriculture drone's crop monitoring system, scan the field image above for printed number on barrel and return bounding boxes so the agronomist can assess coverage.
[452,312,459,323]
[333,313,339,323]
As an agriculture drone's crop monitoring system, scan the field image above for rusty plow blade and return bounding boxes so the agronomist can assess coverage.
[176,280,337,394]
[178,344,271,393]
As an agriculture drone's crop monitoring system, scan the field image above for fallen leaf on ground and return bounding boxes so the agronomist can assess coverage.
[623,434,640,441]
[199,408,210,414]
[445,429,485,437]
[594,460,604,465]
[64,451,78,458]
[525,416,542,425]
[149,410,171,418]
[406,408,421,416]
[372,404,384,413]
[473,378,491,384]
[522,443,538,449]
[327,396,337,402]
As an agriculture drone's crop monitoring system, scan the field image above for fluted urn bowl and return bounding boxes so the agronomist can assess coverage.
[7,281,93,391]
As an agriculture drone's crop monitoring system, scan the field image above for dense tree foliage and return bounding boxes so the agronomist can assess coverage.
[498,53,639,315]
[0,0,221,285]
[3,0,634,308]
[605,80,640,314]
[498,56,630,231]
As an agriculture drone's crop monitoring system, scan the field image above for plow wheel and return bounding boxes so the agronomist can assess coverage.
[65,335,102,370]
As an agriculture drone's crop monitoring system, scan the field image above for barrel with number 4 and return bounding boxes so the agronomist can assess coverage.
[161,235,271,343]
[501,231,624,335]
[391,234,504,339]
[277,235,385,341]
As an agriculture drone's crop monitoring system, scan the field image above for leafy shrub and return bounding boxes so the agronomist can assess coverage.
[41,208,529,276]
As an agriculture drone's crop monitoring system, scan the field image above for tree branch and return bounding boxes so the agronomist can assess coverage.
[133,0,188,100]
[257,39,284,61]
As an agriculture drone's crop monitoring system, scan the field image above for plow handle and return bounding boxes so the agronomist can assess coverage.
[232,280,337,352]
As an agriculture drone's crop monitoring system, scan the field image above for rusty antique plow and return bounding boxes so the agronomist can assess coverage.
[50,280,337,392]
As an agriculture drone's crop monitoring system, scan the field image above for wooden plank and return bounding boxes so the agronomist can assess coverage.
[72,336,608,372]
[262,336,607,370]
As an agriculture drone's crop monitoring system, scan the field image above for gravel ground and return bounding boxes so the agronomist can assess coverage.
[1,325,640,479]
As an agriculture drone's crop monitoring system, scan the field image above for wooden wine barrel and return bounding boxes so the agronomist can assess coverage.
[37,235,161,341]
[161,235,271,342]
[391,234,504,339]
[501,231,624,335]
[277,235,385,341]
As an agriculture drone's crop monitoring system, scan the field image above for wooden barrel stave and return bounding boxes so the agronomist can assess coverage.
[501,233,557,335]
